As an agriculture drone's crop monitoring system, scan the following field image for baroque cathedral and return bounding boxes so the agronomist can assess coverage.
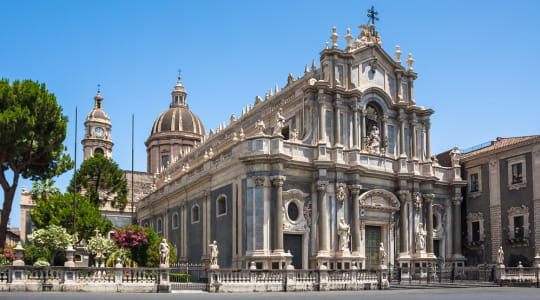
[21,24,472,271]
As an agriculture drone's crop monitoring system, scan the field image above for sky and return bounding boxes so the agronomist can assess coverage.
[1,0,540,229]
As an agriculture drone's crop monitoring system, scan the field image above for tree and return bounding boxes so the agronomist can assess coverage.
[28,225,76,265]
[0,79,72,249]
[111,225,157,266]
[30,192,113,243]
[70,153,127,209]
[30,178,60,202]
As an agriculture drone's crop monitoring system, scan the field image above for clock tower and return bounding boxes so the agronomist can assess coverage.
[82,88,113,160]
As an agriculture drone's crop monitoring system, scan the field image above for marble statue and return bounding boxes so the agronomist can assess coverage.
[497,246,504,265]
[450,147,461,167]
[367,125,381,154]
[255,119,265,135]
[159,238,170,266]
[209,240,219,268]
[338,218,351,252]
[379,242,386,265]
[415,223,426,251]
[274,108,285,136]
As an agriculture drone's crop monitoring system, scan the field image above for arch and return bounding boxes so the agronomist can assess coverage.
[191,204,200,224]
[172,212,179,229]
[216,194,227,217]
[357,189,400,210]
[361,86,395,114]
[94,148,104,156]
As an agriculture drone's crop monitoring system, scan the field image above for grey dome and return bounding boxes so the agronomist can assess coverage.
[150,106,205,136]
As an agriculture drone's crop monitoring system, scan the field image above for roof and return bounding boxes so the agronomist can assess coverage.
[150,106,206,136]
[461,135,540,160]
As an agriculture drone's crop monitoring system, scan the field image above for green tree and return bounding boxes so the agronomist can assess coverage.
[30,178,60,202]
[30,192,113,243]
[70,153,127,209]
[28,224,76,265]
[0,79,72,248]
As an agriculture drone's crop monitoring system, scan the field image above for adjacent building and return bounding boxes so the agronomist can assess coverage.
[459,135,540,266]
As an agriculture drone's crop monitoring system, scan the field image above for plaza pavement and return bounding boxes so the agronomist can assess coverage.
[0,287,538,300]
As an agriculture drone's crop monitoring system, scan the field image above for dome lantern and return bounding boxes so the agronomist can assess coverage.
[171,76,187,108]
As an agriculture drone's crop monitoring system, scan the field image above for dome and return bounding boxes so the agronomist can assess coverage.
[86,89,110,122]
[150,106,205,136]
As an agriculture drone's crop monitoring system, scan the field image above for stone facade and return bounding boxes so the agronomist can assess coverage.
[460,135,540,266]
[136,24,466,270]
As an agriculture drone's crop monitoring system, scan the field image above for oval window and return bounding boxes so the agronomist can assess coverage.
[288,202,299,221]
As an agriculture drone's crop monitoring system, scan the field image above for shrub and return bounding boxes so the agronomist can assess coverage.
[111,225,157,266]
[170,273,191,283]
[24,244,50,266]
[34,258,50,267]
[0,246,15,265]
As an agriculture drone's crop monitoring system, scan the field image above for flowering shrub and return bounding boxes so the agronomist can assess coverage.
[87,235,115,257]
[111,225,149,248]
[0,246,15,265]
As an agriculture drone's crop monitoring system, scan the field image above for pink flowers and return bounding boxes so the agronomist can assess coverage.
[111,225,150,249]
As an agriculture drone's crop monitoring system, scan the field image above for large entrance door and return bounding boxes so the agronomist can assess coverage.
[284,234,302,269]
[434,240,440,258]
[365,226,381,270]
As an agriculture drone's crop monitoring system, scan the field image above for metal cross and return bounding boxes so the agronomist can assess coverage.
[177,69,182,77]
[367,6,379,26]
[97,83,101,92]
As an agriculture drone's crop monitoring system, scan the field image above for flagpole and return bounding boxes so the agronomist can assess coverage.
[131,113,134,223]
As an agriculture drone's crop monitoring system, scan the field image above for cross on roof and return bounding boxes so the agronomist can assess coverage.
[367,6,379,26]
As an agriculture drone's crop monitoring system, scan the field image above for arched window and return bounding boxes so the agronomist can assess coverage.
[157,218,163,233]
[191,205,200,224]
[94,148,104,156]
[216,195,227,217]
[172,213,179,229]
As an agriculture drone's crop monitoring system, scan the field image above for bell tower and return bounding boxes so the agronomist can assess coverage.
[82,88,113,160]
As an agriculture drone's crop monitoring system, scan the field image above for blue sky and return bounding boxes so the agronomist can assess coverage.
[1,0,539,228]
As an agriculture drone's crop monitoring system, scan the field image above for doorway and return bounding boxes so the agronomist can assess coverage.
[434,240,440,258]
[365,226,381,270]
[284,234,302,269]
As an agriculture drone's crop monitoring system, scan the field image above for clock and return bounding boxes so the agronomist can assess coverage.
[95,127,104,137]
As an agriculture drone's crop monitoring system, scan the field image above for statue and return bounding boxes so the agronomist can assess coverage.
[379,242,386,265]
[450,147,461,167]
[274,108,285,136]
[415,223,426,251]
[209,240,219,268]
[497,246,504,265]
[255,119,265,135]
[336,184,346,203]
[337,218,351,252]
[159,239,170,266]
[367,125,381,154]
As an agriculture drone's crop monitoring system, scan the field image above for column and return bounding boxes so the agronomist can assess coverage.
[396,73,402,102]
[397,191,409,254]
[425,121,431,160]
[271,176,285,253]
[424,194,435,254]
[317,181,329,253]
[360,109,366,151]
[399,117,406,156]
[452,197,463,256]
[381,115,388,153]
[334,99,341,146]
[318,92,326,143]
[349,185,362,254]
[351,104,359,148]
[411,120,417,159]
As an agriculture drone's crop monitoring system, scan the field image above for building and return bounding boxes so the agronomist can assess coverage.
[459,135,540,266]
[136,24,467,270]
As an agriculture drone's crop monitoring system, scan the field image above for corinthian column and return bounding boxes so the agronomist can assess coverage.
[318,92,326,143]
[397,190,410,254]
[424,194,435,255]
[271,176,286,253]
[317,181,329,253]
[452,197,463,256]
[425,121,431,160]
[351,103,359,149]
[349,185,362,254]
[360,109,367,151]
[399,116,406,157]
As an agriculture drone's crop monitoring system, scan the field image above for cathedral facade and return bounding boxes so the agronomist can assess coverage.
[136,24,467,271]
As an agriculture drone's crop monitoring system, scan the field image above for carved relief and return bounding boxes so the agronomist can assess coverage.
[254,177,265,187]
[282,189,310,233]
[358,189,400,210]
[335,183,346,203]
[413,192,422,211]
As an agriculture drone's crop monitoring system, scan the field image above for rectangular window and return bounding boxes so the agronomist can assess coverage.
[470,173,479,192]
[337,65,344,85]
[401,83,408,100]
[512,163,523,184]
[161,155,169,169]
[387,125,395,154]
[388,76,395,100]
[472,221,480,242]
[514,216,524,239]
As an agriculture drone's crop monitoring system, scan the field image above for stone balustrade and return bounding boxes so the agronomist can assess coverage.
[0,266,170,293]
[208,269,384,292]
[496,266,540,287]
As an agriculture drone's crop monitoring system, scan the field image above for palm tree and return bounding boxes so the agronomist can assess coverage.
[30,179,60,202]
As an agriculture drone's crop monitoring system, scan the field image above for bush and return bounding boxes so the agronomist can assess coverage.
[0,246,15,265]
[170,273,191,283]
[111,225,158,267]
[24,244,50,265]
[34,258,50,267]
[146,239,176,268]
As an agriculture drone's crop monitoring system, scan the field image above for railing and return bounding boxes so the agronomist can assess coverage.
[498,267,540,287]
[207,269,384,292]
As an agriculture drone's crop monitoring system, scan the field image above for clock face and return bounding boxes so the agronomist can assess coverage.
[95,127,104,137]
